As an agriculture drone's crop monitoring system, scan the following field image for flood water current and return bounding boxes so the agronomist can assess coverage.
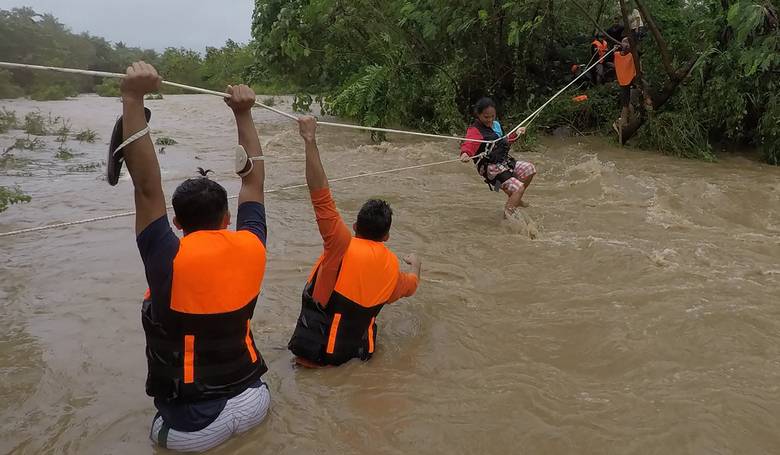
[1,94,779,454]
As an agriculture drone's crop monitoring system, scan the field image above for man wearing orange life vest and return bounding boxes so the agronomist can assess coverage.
[288,116,422,367]
[114,62,270,452]
[591,33,609,84]
[613,37,638,136]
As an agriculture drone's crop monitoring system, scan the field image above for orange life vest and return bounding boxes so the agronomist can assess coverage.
[288,237,400,365]
[142,230,268,402]
[591,39,608,62]
[614,51,637,86]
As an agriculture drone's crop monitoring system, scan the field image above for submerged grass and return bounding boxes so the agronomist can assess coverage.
[155,137,177,146]
[0,108,18,133]
[0,185,31,213]
[75,129,97,143]
[23,111,47,136]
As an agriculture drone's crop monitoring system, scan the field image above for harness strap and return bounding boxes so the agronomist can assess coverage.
[113,126,150,159]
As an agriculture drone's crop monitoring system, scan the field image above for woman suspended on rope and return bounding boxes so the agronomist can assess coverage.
[459,97,536,216]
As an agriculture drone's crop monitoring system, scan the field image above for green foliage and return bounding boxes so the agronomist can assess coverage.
[0,8,256,99]
[75,129,97,143]
[0,8,155,98]
[636,109,715,161]
[55,122,71,144]
[252,0,780,164]
[0,69,24,99]
[95,79,121,97]
[66,162,101,172]
[759,93,779,164]
[158,48,204,94]
[688,0,779,162]
[12,136,45,151]
[55,148,75,160]
[201,40,254,90]
[533,84,618,135]
[155,137,177,146]
[23,111,47,136]
[292,94,314,113]
[0,185,30,212]
[251,80,298,96]
[29,83,78,101]
[251,0,580,137]
[0,107,17,133]
[330,65,391,128]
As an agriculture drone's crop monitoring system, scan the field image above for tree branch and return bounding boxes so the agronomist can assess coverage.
[634,0,676,78]
[620,56,702,143]
[595,0,607,34]
[571,0,622,45]
[618,0,646,94]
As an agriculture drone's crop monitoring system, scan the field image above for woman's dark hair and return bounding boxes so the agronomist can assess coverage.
[172,177,229,233]
[474,97,496,116]
[355,199,393,241]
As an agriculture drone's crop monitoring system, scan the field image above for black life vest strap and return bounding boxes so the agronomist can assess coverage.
[151,352,260,379]
[145,334,248,352]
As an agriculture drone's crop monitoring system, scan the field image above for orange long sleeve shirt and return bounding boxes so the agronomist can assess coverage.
[309,188,418,306]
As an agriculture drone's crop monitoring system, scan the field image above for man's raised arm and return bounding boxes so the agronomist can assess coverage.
[120,61,166,235]
[226,85,264,205]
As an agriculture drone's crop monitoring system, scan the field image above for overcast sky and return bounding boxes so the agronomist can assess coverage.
[0,0,255,51]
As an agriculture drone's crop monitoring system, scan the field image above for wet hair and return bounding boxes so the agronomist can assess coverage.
[355,199,393,241]
[474,97,497,116]
[172,177,228,233]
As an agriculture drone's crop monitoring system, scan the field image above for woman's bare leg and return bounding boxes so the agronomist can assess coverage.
[504,183,527,217]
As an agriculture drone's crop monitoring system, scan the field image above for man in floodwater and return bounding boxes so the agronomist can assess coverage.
[287,116,422,367]
[114,62,270,451]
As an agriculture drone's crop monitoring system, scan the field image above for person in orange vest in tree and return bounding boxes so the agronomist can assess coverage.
[612,37,638,138]
[288,116,421,367]
[110,62,270,452]
[459,97,534,217]
[591,32,609,84]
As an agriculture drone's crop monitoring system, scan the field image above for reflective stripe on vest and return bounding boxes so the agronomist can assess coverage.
[142,229,268,402]
[288,238,398,365]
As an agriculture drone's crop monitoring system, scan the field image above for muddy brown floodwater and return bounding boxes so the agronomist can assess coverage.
[1,94,779,454]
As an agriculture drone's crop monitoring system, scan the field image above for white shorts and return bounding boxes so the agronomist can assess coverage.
[150,383,270,452]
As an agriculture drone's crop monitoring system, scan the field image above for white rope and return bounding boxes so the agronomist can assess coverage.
[0,53,609,145]
[0,61,494,144]
[503,47,615,138]
[0,52,608,238]
[0,156,470,238]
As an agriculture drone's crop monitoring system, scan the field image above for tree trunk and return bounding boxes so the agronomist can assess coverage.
[620,57,700,143]
[634,0,677,78]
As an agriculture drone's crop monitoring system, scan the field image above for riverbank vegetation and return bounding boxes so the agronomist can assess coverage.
[1,3,777,164]
[251,0,778,164]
